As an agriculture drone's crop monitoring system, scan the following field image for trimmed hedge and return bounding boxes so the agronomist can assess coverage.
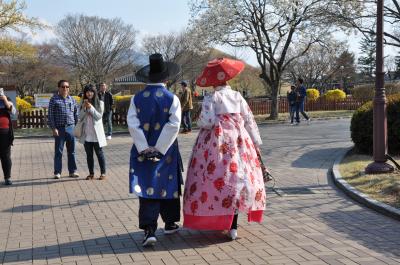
[352,83,400,101]
[351,93,400,154]
[351,84,375,101]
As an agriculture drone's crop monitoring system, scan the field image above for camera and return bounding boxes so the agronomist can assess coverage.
[0,88,5,109]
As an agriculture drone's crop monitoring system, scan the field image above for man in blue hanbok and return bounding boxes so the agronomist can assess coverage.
[127,53,182,247]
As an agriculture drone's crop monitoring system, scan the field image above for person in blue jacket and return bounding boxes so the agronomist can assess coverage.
[127,53,183,247]
[295,78,310,124]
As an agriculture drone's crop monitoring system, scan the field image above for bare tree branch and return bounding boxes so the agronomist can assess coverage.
[56,14,137,84]
[188,0,362,119]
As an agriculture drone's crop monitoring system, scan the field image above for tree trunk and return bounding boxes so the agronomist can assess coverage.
[269,81,280,120]
[18,87,25,98]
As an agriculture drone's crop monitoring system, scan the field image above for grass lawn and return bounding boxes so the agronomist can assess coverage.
[339,152,400,209]
[14,127,52,137]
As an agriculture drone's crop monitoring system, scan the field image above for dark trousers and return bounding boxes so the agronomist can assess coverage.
[54,126,77,174]
[139,197,180,231]
[103,111,113,136]
[84,141,106,175]
[295,100,309,123]
[231,214,238,229]
[289,105,296,123]
[181,110,192,130]
[0,132,12,179]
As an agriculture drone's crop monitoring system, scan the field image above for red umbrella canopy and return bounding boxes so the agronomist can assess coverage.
[196,58,245,87]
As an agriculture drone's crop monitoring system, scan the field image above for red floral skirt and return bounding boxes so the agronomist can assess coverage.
[183,114,266,230]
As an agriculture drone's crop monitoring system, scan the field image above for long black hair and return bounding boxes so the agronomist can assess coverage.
[82,84,101,112]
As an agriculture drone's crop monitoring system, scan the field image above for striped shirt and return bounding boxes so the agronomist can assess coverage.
[48,94,78,129]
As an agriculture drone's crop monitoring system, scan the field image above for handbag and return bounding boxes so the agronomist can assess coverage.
[256,149,272,183]
[73,119,85,138]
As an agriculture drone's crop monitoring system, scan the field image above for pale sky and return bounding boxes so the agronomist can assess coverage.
[23,0,399,67]
[25,0,190,34]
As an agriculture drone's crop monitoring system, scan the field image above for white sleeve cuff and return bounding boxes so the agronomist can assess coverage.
[155,95,181,155]
[127,96,149,153]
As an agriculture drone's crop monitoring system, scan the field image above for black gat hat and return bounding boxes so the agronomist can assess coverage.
[136,53,181,83]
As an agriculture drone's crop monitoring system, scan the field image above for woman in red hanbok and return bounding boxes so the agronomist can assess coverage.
[183,58,266,240]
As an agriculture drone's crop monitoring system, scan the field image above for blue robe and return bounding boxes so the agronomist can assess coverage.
[129,85,183,199]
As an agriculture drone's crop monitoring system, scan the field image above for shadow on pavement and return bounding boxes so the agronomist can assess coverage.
[0,230,228,263]
[2,197,139,213]
[291,147,348,169]
[0,178,78,189]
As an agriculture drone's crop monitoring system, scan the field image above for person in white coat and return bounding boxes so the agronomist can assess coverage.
[183,58,266,241]
[78,84,107,180]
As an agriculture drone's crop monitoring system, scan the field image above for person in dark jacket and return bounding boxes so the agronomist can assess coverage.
[0,89,16,185]
[287,85,297,125]
[295,78,310,124]
[98,82,114,140]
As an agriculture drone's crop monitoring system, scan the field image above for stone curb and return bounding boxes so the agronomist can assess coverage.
[332,148,400,221]
[14,116,352,139]
[256,115,352,126]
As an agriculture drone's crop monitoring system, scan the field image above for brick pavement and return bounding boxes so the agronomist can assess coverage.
[0,119,399,265]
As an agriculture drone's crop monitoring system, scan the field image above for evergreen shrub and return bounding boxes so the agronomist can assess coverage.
[351,94,400,154]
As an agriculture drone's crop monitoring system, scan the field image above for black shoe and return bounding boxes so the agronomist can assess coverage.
[4,179,12,185]
[164,223,180,235]
[142,227,157,247]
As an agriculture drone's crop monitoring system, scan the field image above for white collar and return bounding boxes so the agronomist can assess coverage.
[147,83,166,87]
[215,85,231,91]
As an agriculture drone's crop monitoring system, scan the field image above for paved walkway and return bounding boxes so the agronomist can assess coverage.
[0,119,399,265]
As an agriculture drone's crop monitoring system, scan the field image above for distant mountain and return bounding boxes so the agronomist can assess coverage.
[132,50,148,67]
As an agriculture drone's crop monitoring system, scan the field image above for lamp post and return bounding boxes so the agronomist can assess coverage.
[340,65,344,90]
[365,0,394,174]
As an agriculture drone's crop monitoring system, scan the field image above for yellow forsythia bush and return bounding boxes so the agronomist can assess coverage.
[72,96,81,104]
[16,97,32,112]
[114,95,133,102]
[306,88,320,101]
[324,89,346,102]
[23,96,35,105]
[114,95,133,111]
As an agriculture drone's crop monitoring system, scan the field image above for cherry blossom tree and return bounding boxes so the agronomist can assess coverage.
[333,0,400,48]
[287,41,348,89]
[189,0,363,119]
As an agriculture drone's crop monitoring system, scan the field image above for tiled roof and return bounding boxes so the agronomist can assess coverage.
[113,74,145,84]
